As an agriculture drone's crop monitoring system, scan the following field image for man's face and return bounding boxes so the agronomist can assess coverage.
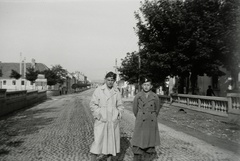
[105,77,115,89]
[142,82,152,92]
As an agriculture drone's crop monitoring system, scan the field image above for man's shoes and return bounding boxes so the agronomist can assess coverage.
[133,154,142,161]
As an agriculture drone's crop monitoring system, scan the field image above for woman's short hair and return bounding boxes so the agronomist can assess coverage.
[105,71,116,80]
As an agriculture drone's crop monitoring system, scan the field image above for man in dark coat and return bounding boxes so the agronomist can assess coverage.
[131,77,161,161]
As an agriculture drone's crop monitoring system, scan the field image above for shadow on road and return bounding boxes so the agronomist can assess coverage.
[0,107,57,156]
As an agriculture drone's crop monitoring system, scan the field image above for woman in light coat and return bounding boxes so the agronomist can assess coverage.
[89,72,124,161]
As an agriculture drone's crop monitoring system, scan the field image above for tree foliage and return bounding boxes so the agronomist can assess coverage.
[40,65,68,86]
[72,83,90,90]
[0,69,2,77]
[26,67,39,83]
[42,69,58,86]
[217,0,240,82]
[51,65,68,85]
[10,69,21,79]
[71,84,78,90]
[119,50,168,88]
[120,0,240,93]
[119,52,140,84]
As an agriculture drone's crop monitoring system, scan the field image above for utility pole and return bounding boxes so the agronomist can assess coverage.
[113,58,119,82]
[19,53,22,90]
[19,53,22,76]
[23,57,26,79]
[24,57,26,90]
[138,46,141,92]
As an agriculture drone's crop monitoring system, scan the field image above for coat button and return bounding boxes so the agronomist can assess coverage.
[143,112,145,114]
[143,120,145,122]
[152,120,153,121]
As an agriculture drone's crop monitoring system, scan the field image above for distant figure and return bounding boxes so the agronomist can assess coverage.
[59,86,62,95]
[206,85,215,96]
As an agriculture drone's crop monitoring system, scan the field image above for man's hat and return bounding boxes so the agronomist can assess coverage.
[141,77,152,84]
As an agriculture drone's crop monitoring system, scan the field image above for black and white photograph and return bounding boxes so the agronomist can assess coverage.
[0,0,239,160]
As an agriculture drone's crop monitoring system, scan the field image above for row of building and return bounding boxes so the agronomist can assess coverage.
[0,59,88,93]
[1,58,238,97]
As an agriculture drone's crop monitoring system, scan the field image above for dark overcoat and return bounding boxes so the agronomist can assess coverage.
[131,91,161,149]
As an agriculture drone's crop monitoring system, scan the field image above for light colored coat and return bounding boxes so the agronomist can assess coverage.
[89,84,124,156]
[131,91,161,149]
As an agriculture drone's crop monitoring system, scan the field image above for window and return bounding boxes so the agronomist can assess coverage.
[3,80,6,85]
[30,81,33,85]
[21,80,24,85]
[12,80,16,85]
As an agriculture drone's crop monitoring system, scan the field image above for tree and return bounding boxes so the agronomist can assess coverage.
[51,65,68,85]
[26,67,39,83]
[134,0,238,94]
[0,69,2,77]
[41,65,68,86]
[10,69,21,79]
[72,84,78,90]
[134,0,196,92]
[134,0,188,77]
[119,50,168,91]
[179,0,226,93]
[217,0,240,89]
[118,52,140,84]
[42,69,58,86]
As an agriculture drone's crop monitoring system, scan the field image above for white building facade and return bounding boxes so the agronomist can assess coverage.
[0,60,48,91]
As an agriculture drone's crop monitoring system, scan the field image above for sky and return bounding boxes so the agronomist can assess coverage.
[0,0,141,81]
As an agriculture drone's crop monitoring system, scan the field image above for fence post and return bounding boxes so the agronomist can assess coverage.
[211,100,215,110]
[227,93,240,125]
[197,98,201,108]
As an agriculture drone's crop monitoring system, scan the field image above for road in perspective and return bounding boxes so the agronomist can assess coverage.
[0,89,239,161]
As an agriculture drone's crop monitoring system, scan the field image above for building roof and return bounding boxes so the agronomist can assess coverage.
[0,62,49,79]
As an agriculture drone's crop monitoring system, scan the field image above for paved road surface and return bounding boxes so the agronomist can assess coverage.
[0,89,239,161]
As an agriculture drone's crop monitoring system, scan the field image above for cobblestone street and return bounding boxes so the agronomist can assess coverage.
[0,89,239,161]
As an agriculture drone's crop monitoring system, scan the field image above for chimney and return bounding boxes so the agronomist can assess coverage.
[20,53,22,75]
[31,58,36,69]
[23,57,26,78]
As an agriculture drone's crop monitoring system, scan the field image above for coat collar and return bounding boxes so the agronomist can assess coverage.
[139,91,155,102]
[100,84,118,92]
[100,84,118,98]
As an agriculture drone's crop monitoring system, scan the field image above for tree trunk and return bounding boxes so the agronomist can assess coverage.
[190,73,198,95]
[186,76,190,94]
[178,76,184,94]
